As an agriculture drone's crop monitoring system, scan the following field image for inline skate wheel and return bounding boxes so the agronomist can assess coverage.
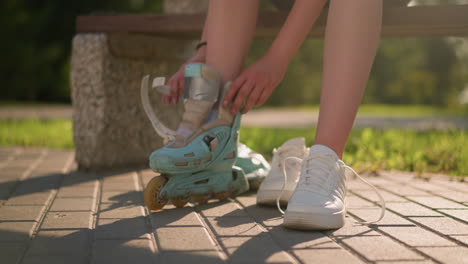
[214,191,231,201]
[144,176,168,211]
[171,196,191,208]
[192,194,211,205]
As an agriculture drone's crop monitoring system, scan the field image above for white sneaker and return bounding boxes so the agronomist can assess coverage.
[256,138,309,205]
[283,144,347,230]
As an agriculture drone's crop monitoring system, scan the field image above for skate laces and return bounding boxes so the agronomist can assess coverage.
[276,157,386,225]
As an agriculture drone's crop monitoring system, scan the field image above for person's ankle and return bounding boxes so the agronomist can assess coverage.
[310,141,343,159]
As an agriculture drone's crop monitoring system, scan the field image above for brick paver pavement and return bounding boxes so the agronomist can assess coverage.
[0,148,467,264]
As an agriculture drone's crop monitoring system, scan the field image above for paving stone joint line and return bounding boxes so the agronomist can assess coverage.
[346,210,444,264]
[350,189,468,248]
[14,151,75,264]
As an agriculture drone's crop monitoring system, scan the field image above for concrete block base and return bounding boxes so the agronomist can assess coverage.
[71,33,194,170]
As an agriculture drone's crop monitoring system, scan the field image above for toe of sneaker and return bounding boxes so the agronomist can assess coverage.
[286,201,344,215]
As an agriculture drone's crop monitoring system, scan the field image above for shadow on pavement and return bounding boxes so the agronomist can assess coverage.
[1,169,420,263]
[1,168,139,201]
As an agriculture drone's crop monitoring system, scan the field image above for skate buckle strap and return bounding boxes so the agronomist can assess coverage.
[276,157,386,225]
[183,63,220,102]
[141,63,222,145]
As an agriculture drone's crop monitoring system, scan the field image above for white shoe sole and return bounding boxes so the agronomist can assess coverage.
[256,189,293,206]
[283,210,345,230]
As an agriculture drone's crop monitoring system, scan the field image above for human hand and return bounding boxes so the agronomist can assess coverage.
[223,54,288,115]
[162,49,206,104]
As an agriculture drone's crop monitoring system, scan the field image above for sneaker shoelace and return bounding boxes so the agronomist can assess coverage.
[273,147,305,168]
[297,155,334,193]
[276,156,386,225]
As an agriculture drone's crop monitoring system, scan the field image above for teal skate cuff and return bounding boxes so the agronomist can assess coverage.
[184,63,203,78]
[183,63,221,102]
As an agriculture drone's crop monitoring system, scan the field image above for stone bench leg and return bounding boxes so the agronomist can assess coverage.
[71,33,193,170]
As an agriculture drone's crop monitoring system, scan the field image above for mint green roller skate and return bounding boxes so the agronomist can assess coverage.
[141,63,250,210]
[235,143,270,190]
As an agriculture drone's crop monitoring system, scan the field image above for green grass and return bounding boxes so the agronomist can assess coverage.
[357,104,468,117]
[356,104,465,117]
[0,119,73,149]
[240,127,467,177]
[2,101,466,117]
[0,100,71,107]
[0,119,466,177]
[271,104,468,118]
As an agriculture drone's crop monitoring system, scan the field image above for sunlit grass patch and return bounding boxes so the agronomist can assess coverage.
[284,104,468,117]
[240,127,467,177]
[345,128,467,177]
[0,119,73,149]
[0,119,465,177]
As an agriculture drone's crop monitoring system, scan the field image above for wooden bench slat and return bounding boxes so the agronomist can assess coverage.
[76,4,468,37]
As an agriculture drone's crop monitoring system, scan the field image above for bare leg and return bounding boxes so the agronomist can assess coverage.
[314,0,383,158]
[205,0,259,83]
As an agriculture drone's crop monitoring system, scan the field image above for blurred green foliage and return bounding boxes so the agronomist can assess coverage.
[1,0,163,102]
[248,37,468,110]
